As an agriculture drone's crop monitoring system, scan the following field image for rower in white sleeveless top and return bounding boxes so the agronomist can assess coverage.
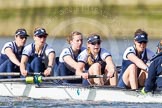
[0,28,29,78]
[20,27,55,77]
[56,31,85,83]
[76,34,118,86]
[118,29,155,89]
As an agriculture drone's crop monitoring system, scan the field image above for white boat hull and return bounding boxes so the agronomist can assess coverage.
[0,82,162,103]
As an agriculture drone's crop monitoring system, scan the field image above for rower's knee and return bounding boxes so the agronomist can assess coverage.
[89,63,101,75]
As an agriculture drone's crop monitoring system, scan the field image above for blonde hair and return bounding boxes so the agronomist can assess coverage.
[87,47,94,65]
[86,33,102,65]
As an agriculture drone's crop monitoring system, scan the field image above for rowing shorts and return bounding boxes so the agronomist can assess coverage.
[82,79,90,86]
[117,77,130,89]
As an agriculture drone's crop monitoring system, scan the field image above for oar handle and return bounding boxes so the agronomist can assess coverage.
[88,75,107,78]
[27,72,43,76]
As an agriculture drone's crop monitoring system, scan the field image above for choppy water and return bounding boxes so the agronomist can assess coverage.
[0,37,160,107]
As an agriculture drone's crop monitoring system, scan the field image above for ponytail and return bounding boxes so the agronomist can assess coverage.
[87,47,93,65]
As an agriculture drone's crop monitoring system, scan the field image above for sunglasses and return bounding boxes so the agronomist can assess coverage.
[38,35,47,38]
[91,41,101,45]
[138,41,147,44]
[19,36,27,40]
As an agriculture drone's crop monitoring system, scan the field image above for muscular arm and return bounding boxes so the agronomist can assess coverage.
[47,52,55,67]
[63,55,78,69]
[76,62,85,75]
[44,52,55,76]
[5,47,20,66]
[127,53,148,70]
[76,62,89,79]
[105,56,116,78]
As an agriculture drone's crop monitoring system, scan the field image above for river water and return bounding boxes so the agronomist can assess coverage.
[0,37,160,107]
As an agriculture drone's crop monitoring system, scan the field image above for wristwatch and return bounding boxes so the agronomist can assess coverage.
[47,66,53,69]
[145,67,149,72]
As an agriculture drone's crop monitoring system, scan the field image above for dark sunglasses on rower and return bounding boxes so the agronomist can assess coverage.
[19,36,27,40]
[138,41,147,44]
[38,35,47,38]
[91,41,101,45]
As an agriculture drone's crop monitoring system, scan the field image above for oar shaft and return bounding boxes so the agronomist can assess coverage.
[0,72,20,76]
[0,76,81,82]
[0,65,122,76]
[0,78,25,82]
[42,76,82,81]
[0,72,42,76]
[0,75,106,83]
[42,75,106,81]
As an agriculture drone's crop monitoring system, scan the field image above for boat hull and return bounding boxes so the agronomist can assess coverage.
[0,82,162,103]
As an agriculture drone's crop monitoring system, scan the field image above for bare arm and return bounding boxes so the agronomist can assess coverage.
[5,48,20,66]
[47,52,55,67]
[127,53,148,70]
[105,56,116,78]
[63,55,78,69]
[76,62,84,75]
[20,55,28,77]
[44,52,55,76]
[76,62,88,79]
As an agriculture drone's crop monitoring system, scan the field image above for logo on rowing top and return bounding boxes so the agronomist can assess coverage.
[78,55,82,60]
[77,89,80,95]
[64,51,69,54]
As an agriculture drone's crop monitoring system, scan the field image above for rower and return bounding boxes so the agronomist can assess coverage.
[76,34,118,86]
[117,29,155,89]
[20,27,55,77]
[56,31,85,83]
[0,28,29,78]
